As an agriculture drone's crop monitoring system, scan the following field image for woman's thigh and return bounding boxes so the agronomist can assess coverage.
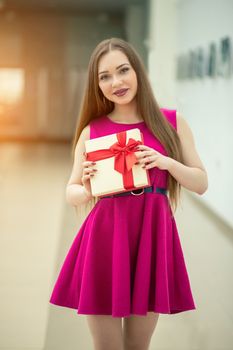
[123,312,160,350]
[86,315,124,350]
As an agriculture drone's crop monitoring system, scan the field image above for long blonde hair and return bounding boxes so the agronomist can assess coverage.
[72,37,184,214]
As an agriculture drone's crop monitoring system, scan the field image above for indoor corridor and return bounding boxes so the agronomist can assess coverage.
[0,0,233,349]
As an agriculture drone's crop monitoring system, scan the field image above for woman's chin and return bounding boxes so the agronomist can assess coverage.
[113,96,135,105]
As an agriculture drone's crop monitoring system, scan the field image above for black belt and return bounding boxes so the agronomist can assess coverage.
[100,185,167,199]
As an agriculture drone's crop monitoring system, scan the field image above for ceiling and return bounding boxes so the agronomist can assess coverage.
[1,0,146,14]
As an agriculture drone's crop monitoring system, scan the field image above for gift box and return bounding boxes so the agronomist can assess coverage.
[84,128,151,197]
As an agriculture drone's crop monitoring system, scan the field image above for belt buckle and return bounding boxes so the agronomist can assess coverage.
[130,188,145,196]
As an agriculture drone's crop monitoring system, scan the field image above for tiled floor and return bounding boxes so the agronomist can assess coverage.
[0,142,232,350]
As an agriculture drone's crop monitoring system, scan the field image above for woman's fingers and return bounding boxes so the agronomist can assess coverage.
[82,160,98,182]
[83,160,96,167]
[136,151,157,164]
[141,156,157,166]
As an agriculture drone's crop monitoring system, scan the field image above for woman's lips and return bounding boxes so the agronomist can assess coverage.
[114,89,129,96]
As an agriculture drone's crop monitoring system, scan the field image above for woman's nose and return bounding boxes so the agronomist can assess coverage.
[112,75,122,87]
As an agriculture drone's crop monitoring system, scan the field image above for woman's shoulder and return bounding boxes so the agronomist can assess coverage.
[160,107,177,130]
[82,116,105,132]
[88,115,109,139]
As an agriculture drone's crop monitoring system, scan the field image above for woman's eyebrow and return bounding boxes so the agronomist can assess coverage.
[98,63,130,75]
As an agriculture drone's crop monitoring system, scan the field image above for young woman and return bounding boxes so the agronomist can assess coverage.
[49,37,208,350]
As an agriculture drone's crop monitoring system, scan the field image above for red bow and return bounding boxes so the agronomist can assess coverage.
[85,131,143,190]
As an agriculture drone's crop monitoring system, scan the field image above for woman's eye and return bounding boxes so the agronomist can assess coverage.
[120,67,129,73]
[99,67,129,81]
[100,75,108,81]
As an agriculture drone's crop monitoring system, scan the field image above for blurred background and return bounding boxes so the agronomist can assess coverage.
[0,0,232,349]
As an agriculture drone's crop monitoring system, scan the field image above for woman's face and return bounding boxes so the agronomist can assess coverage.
[98,50,138,105]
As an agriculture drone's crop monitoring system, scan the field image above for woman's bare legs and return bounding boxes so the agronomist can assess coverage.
[86,315,124,350]
[123,312,160,350]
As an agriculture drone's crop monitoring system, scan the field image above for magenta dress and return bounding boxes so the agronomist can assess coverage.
[49,108,196,317]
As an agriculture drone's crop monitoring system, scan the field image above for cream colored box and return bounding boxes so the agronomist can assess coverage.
[84,128,151,197]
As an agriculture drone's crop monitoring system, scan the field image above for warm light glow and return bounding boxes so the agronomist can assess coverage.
[0,68,24,104]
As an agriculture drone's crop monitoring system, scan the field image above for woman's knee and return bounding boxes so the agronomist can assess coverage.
[86,315,123,350]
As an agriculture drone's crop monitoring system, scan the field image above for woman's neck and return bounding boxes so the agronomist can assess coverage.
[109,102,143,122]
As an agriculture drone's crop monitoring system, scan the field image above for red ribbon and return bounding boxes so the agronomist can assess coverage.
[85,131,143,190]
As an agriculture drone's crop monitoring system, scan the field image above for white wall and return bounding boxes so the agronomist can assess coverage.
[147,0,177,106]
[148,0,233,228]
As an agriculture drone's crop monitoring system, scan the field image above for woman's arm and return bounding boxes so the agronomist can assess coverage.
[167,112,208,195]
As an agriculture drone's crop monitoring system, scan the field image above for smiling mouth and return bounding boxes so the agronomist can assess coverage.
[114,89,129,96]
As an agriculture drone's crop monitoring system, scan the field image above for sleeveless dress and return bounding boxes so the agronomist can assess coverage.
[49,108,196,317]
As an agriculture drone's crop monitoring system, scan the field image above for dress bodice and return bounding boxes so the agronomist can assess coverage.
[89,108,177,189]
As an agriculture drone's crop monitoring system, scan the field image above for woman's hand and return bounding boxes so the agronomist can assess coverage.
[81,153,98,197]
[135,145,173,171]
